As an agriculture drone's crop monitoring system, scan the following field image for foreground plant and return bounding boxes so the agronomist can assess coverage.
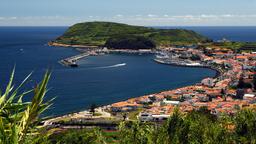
[0,69,52,144]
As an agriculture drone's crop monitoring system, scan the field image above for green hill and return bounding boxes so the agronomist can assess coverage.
[54,21,209,49]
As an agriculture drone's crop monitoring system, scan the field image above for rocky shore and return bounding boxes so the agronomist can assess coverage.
[48,42,99,48]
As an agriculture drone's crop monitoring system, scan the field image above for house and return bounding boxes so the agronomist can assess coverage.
[138,112,153,122]
[236,55,248,62]
[198,95,210,102]
[244,94,255,99]
[201,77,214,87]
[161,99,180,105]
[111,101,141,112]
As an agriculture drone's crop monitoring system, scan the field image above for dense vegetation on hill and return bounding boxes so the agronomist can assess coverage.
[105,35,156,49]
[54,22,208,49]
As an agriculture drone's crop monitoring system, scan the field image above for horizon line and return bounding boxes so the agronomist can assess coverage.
[1,25,256,27]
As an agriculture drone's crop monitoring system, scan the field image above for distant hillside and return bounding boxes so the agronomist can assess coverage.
[54,22,209,49]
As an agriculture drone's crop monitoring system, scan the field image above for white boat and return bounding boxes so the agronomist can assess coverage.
[186,63,201,66]
[155,52,169,59]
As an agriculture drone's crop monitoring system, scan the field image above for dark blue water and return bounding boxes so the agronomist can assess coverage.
[3,26,254,116]
[157,26,256,42]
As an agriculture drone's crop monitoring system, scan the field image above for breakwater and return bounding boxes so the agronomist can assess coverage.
[59,52,91,67]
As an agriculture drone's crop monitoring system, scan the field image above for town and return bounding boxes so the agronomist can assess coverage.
[107,43,256,122]
[43,41,256,129]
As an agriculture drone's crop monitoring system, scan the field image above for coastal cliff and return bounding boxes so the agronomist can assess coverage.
[52,21,209,49]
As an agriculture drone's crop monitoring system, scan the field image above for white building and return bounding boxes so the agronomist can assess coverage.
[201,77,214,87]
[162,99,180,105]
[244,94,255,99]
[138,112,170,122]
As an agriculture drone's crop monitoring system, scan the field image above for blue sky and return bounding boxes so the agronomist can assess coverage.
[1,0,256,26]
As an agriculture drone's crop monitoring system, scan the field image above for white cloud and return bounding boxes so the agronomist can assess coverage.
[1,14,256,26]
[9,17,17,20]
[200,14,218,18]
[147,14,157,18]
[115,14,123,17]
[221,14,233,18]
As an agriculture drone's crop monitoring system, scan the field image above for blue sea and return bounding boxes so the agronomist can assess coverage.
[0,26,254,116]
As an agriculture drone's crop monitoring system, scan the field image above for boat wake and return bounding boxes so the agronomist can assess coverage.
[93,63,126,69]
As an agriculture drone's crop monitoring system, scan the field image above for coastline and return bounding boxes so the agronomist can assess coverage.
[153,58,221,79]
[48,42,99,48]
[45,44,221,120]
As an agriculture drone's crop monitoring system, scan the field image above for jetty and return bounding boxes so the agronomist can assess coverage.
[59,51,97,67]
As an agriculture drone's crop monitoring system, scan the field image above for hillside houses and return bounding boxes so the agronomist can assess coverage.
[108,48,256,122]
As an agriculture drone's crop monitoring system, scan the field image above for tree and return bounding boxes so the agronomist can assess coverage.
[190,54,201,61]
[237,77,245,89]
[165,108,189,144]
[234,109,256,143]
[90,103,97,116]
[253,73,256,90]
[221,89,227,101]
[185,110,229,144]
[119,121,157,144]
[0,70,52,144]
[237,76,252,89]
[48,128,106,144]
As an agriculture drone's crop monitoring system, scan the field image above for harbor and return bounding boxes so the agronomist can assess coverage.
[58,48,155,67]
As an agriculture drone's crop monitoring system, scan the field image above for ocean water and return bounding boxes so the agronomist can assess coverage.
[1,26,253,116]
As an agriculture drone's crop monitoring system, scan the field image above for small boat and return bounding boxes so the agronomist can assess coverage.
[70,63,78,67]
[70,60,78,67]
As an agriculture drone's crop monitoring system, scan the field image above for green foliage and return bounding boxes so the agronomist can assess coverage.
[237,77,253,89]
[234,109,256,143]
[119,121,157,144]
[216,42,244,50]
[49,128,107,144]
[55,21,208,47]
[44,108,256,144]
[0,69,52,144]
[105,35,156,49]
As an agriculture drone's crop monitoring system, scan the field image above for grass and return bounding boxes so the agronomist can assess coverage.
[102,130,120,144]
